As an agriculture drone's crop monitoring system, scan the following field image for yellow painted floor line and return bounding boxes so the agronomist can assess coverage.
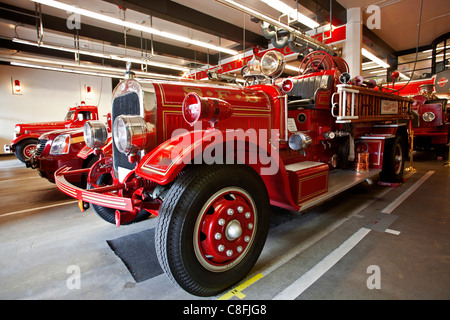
[218,273,264,300]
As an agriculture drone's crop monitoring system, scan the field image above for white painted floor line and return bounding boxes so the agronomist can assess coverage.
[381,170,434,214]
[0,200,78,218]
[273,227,371,300]
[385,228,401,235]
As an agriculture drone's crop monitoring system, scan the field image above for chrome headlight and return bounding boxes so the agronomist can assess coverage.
[288,132,312,151]
[422,111,436,122]
[113,115,149,155]
[261,51,285,78]
[50,134,71,155]
[84,121,108,149]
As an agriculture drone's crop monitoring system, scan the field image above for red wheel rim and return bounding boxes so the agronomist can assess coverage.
[194,187,257,272]
[23,144,36,159]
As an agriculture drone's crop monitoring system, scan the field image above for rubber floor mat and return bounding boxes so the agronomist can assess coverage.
[107,228,163,282]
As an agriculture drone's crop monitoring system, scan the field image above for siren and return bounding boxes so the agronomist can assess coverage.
[182,92,233,127]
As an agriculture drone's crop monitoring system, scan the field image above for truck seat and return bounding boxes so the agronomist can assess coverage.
[287,74,333,109]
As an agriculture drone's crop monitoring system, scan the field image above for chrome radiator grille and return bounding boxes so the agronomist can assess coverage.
[111,92,141,172]
[35,139,48,156]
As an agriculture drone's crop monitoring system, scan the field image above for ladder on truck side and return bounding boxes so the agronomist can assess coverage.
[331,84,412,123]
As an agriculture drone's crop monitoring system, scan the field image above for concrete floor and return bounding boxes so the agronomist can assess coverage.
[0,152,449,301]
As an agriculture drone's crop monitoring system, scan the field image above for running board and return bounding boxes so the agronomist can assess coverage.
[298,169,381,212]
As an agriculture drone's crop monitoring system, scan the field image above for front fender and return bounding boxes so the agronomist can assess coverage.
[135,129,221,185]
[10,134,40,146]
[135,128,299,211]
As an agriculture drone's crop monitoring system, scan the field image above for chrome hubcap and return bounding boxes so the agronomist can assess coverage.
[225,219,242,241]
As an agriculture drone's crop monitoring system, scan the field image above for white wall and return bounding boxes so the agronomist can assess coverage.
[0,65,113,153]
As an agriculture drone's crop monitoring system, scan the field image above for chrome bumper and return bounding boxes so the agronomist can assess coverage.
[55,166,136,212]
[3,144,12,153]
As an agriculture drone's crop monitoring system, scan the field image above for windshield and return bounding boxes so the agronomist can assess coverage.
[65,110,75,121]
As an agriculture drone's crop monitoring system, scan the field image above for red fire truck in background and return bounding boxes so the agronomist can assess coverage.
[389,70,450,158]
[55,50,412,296]
[4,104,99,163]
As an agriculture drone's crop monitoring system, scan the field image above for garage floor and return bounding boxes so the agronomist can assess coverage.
[0,152,449,300]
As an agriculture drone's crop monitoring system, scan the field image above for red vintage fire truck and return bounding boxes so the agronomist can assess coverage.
[387,70,449,158]
[4,104,99,163]
[55,50,411,296]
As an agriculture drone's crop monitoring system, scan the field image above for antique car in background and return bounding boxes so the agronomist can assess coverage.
[55,50,412,296]
[28,114,111,188]
[4,103,99,163]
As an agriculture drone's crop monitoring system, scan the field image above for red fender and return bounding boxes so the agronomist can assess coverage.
[135,128,299,211]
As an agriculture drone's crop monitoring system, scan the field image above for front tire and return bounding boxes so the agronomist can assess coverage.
[155,164,270,296]
[14,139,38,163]
[88,173,150,225]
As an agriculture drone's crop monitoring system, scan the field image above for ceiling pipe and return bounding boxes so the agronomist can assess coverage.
[214,0,336,55]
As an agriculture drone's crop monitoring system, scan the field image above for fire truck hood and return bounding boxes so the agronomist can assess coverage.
[38,127,84,140]
[16,121,67,133]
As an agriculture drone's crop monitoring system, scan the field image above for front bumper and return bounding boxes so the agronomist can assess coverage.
[55,166,138,212]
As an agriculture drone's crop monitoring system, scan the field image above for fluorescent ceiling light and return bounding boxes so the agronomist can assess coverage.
[370,69,387,74]
[31,0,238,55]
[260,0,319,29]
[398,72,409,80]
[361,48,390,68]
[11,61,123,78]
[12,38,190,72]
[362,65,383,71]
[422,45,450,54]
[2,54,183,80]
[427,53,444,59]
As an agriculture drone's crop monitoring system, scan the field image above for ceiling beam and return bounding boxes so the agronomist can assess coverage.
[362,26,396,57]
[0,3,218,66]
[102,0,268,49]
[290,0,347,25]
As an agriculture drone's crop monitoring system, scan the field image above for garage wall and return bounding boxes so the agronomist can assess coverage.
[0,64,113,154]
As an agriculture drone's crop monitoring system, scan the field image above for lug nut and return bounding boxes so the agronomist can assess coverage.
[237,246,243,253]
[237,206,244,213]
[245,212,251,219]
[218,245,225,252]
[218,218,226,226]
[227,208,234,215]
[248,223,253,230]
[215,233,222,240]
[226,250,233,257]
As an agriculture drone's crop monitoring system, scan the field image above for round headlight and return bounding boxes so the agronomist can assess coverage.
[261,51,285,78]
[422,111,435,122]
[113,115,148,155]
[50,134,71,155]
[288,132,312,151]
[84,121,108,149]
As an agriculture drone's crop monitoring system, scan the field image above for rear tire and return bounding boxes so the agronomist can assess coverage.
[155,164,270,297]
[380,135,405,183]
